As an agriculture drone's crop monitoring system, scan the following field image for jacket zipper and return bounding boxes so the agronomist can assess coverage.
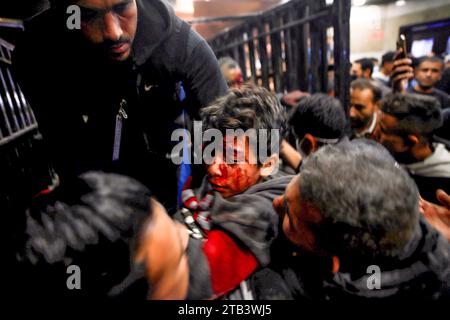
[112,99,128,161]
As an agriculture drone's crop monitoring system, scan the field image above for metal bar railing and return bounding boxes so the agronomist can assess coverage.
[188,13,259,25]
[208,0,351,110]
[0,22,39,147]
[0,18,24,30]
[212,10,330,54]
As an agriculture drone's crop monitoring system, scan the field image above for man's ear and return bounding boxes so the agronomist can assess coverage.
[301,133,318,155]
[407,134,420,147]
[260,153,279,177]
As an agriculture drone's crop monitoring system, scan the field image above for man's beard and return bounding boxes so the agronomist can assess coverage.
[350,116,370,130]
[390,149,416,164]
[89,37,132,63]
[417,80,434,91]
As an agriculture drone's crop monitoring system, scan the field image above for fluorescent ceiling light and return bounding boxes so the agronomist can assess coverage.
[175,0,194,14]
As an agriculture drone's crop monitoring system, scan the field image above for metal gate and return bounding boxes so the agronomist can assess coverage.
[207,0,351,109]
[0,18,37,147]
[1,18,56,208]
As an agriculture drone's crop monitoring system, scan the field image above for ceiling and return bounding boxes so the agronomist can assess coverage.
[0,0,423,20]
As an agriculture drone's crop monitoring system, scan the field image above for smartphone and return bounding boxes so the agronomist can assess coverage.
[396,34,407,58]
[393,34,408,92]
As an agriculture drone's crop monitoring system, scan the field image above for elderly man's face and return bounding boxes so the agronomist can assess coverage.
[273,175,324,253]
[76,0,138,61]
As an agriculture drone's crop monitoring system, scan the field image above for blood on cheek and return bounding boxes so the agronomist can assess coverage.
[215,164,256,193]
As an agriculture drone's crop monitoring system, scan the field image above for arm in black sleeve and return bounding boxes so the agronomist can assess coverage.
[181,29,228,119]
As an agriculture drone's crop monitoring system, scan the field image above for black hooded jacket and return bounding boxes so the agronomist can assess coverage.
[252,219,450,301]
[179,174,293,299]
[6,172,152,298]
[12,0,227,209]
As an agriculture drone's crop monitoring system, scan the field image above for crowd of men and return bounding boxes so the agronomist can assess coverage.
[2,0,450,301]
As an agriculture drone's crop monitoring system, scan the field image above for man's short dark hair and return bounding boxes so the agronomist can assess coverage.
[289,93,347,140]
[417,56,445,70]
[381,93,443,140]
[381,51,395,66]
[355,58,374,76]
[351,78,383,103]
[298,139,420,260]
[200,84,287,158]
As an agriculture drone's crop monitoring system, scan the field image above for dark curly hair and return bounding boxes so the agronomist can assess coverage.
[200,84,287,163]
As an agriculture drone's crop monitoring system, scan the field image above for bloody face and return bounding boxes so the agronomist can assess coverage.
[206,135,262,198]
[76,0,138,61]
[224,67,244,88]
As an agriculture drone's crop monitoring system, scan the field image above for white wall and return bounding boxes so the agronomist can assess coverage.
[350,0,450,62]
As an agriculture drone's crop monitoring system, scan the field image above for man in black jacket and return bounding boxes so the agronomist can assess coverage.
[12,0,227,210]
[3,45,190,298]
